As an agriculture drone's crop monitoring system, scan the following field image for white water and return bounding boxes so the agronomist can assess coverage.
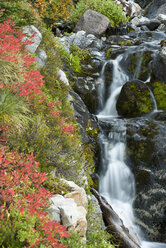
[98,53,166,248]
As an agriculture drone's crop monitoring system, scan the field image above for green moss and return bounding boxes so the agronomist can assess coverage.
[106,48,112,59]
[119,40,132,47]
[152,82,166,110]
[128,51,152,81]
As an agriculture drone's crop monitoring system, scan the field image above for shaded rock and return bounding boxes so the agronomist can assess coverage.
[116,80,153,117]
[146,0,166,19]
[74,9,110,37]
[91,188,141,248]
[151,46,166,84]
[137,19,161,31]
[126,117,166,242]
[22,25,42,53]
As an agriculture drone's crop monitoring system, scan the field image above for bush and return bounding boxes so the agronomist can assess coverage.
[30,0,74,27]
[0,0,38,27]
[70,0,129,27]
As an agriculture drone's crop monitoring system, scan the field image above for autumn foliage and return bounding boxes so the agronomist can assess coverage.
[0,147,69,247]
[0,19,78,247]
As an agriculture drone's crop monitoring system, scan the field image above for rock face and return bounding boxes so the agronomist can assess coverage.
[49,180,88,239]
[146,0,166,19]
[74,10,110,37]
[126,116,166,242]
[116,80,153,117]
[151,46,166,84]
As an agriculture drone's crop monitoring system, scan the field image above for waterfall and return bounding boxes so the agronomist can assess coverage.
[97,50,166,248]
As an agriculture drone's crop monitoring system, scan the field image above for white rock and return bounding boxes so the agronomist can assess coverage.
[158,14,166,26]
[57,69,69,86]
[22,25,42,53]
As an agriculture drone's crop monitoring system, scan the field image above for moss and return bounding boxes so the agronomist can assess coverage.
[128,51,152,81]
[119,40,132,47]
[117,81,153,117]
[152,82,166,110]
[106,48,112,59]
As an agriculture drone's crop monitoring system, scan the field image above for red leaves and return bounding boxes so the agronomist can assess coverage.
[0,147,69,247]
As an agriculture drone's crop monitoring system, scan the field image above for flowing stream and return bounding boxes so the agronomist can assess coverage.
[97,42,166,247]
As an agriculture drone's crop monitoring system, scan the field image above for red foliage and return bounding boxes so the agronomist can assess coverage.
[0,147,69,247]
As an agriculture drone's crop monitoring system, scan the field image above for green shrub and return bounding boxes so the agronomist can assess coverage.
[0,0,38,27]
[70,0,129,27]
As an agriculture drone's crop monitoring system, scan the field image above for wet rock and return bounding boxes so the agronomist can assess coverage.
[137,19,161,31]
[74,10,110,37]
[116,80,153,117]
[60,31,105,51]
[22,25,42,53]
[151,46,166,84]
[126,118,166,242]
[157,14,166,26]
[148,81,166,110]
[146,0,166,19]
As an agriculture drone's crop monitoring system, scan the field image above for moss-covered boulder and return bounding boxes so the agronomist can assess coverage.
[149,81,166,110]
[116,80,153,117]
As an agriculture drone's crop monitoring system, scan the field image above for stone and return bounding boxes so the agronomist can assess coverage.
[116,80,153,117]
[60,31,105,51]
[49,181,88,239]
[22,25,42,53]
[63,180,88,210]
[157,14,166,26]
[137,19,161,31]
[74,9,110,37]
[151,46,166,84]
[36,48,47,68]
[146,0,166,19]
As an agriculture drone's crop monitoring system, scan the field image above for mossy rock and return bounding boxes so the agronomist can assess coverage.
[149,81,166,110]
[116,80,153,117]
[128,51,152,81]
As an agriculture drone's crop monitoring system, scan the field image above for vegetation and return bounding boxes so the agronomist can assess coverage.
[0,0,126,246]
[69,0,129,28]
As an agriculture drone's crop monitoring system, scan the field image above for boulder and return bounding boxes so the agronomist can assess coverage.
[50,180,88,239]
[151,46,166,84]
[116,80,153,117]
[137,19,161,31]
[148,81,166,110]
[74,10,110,37]
[22,25,42,53]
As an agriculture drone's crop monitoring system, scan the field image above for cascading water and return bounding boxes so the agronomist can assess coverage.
[97,44,166,247]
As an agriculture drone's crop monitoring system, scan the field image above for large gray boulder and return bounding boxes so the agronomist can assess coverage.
[146,0,166,19]
[74,10,110,37]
